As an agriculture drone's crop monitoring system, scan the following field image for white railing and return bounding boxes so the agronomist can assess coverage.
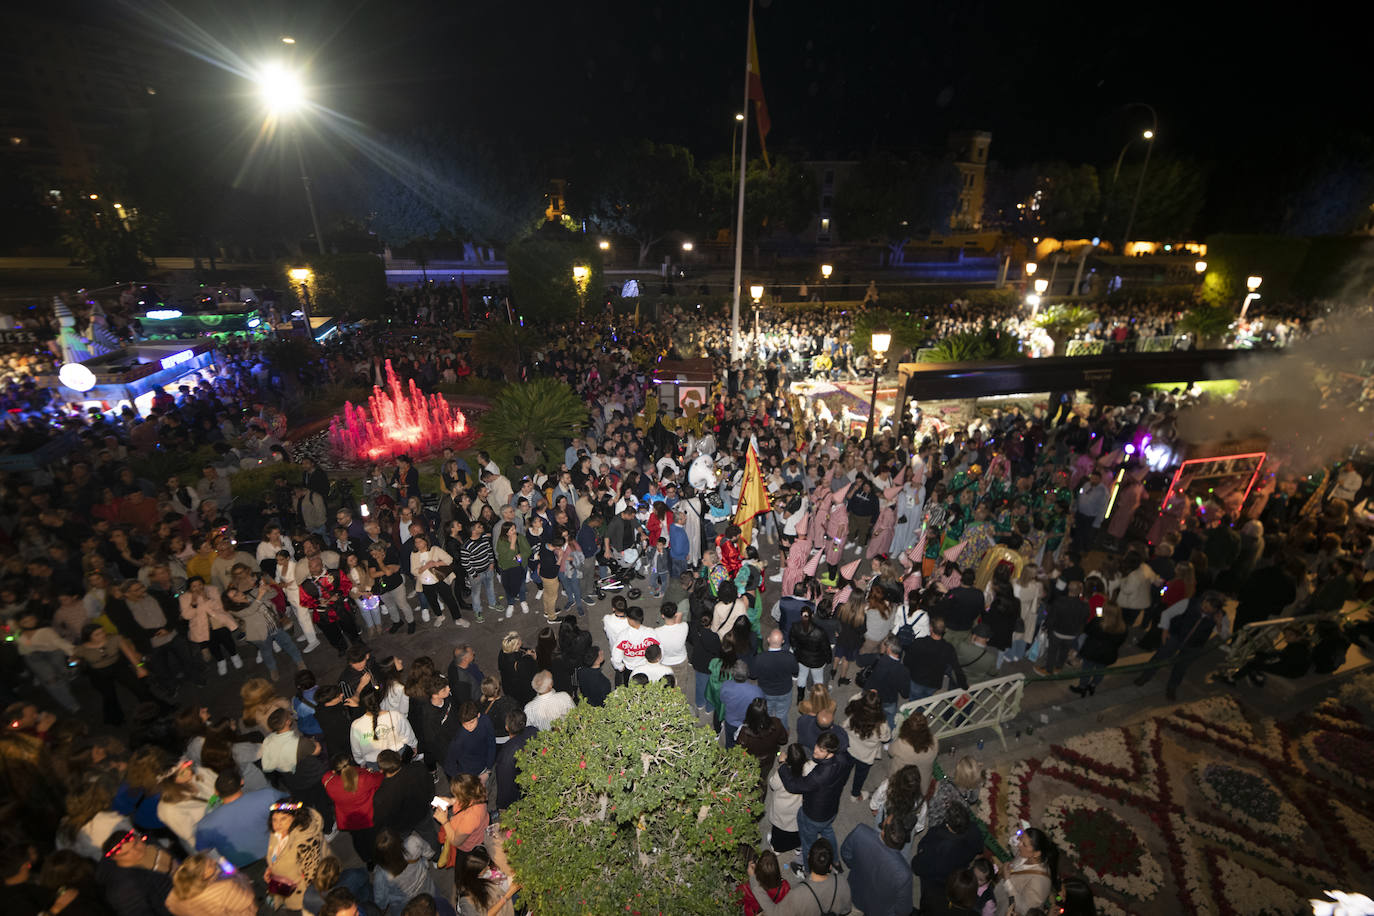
[1220,601,1371,677]
[893,673,1025,751]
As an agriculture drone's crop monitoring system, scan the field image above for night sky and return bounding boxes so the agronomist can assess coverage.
[59,1,1374,232]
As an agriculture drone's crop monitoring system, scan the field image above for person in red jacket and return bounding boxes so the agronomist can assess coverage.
[322,754,382,865]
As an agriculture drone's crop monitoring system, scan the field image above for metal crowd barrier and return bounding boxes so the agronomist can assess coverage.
[893,672,1026,751]
[1219,600,1371,678]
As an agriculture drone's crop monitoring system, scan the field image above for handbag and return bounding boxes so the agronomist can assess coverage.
[266,875,298,898]
[856,659,878,688]
[1026,631,1047,664]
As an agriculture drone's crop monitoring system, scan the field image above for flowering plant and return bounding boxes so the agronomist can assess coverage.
[1194,762,1305,842]
[1040,794,1163,900]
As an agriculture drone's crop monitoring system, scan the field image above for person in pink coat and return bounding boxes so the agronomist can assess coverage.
[866,503,897,559]
[1105,470,1145,542]
[823,497,848,567]
[179,576,242,674]
[781,534,814,598]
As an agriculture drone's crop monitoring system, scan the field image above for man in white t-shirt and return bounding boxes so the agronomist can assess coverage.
[636,643,674,683]
[652,603,689,667]
[610,606,659,682]
[524,670,575,731]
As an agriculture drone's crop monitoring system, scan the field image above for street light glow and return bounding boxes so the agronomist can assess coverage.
[681,241,694,251]
[572,265,590,282]
[1143,129,1155,140]
[1246,275,1263,291]
[88,193,98,200]
[749,284,764,302]
[598,240,610,250]
[257,64,306,114]
[820,264,833,279]
[1034,278,1049,293]
[735,113,745,121]
[1025,293,1042,308]
[871,330,892,355]
[1194,260,1207,274]
[281,36,296,44]
[288,267,312,282]
[1025,262,1038,276]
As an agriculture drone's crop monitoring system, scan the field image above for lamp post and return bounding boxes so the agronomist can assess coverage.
[1120,113,1158,253]
[820,263,833,305]
[255,63,325,255]
[1194,260,1207,275]
[749,283,764,354]
[1240,275,1262,319]
[288,266,314,331]
[865,329,891,440]
[572,264,590,317]
[730,112,745,174]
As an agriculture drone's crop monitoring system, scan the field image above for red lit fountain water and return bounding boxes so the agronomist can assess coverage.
[329,359,473,463]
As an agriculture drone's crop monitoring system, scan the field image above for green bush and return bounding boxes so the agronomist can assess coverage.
[1177,304,1235,347]
[919,328,1022,362]
[280,254,388,320]
[853,310,932,358]
[140,444,222,484]
[229,462,302,502]
[477,378,587,467]
[1034,303,1097,354]
[504,684,759,916]
[1199,234,1309,307]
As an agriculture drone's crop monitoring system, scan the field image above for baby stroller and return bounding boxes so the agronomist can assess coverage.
[596,546,643,600]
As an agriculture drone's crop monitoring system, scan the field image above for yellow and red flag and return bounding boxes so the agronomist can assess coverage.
[734,439,773,546]
[747,6,771,168]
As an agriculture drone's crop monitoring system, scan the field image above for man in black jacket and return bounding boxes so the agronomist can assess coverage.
[750,629,800,722]
[493,710,537,811]
[421,675,462,767]
[778,732,853,867]
[911,803,983,913]
[1037,581,1089,675]
[788,608,833,702]
[903,618,967,700]
[575,647,614,707]
[686,610,722,714]
[312,685,357,762]
[935,568,984,648]
[775,583,814,648]
[372,749,434,844]
[855,636,912,728]
[446,645,482,706]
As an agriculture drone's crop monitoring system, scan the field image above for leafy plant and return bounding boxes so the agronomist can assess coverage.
[852,311,932,360]
[504,684,758,916]
[506,232,605,320]
[919,329,1022,362]
[227,462,302,502]
[468,323,544,375]
[1177,304,1235,347]
[1034,304,1098,354]
[477,378,588,466]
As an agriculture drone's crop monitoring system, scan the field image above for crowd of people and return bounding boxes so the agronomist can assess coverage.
[0,276,1371,916]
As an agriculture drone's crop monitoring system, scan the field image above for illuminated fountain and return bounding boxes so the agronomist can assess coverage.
[329,359,473,463]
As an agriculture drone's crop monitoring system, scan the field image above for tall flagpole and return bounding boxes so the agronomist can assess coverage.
[730,1,752,364]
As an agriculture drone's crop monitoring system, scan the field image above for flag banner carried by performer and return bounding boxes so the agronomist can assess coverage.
[734,440,772,546]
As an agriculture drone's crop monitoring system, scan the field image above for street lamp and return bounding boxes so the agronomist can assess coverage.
[1246,275,1262,291]
[681,241,693,252]
[820,263,833,305]
[288,266,313,330]
[598,240,610,251]
[572,264,591,317]
[748,284,765,354]
[1025,262,1038,276]
[1025,293,1042,312]
[1034,278,1049,294]
[1194,260,1207,274]
[1121,112,1159,253]
[865,329,892,440]
[254,62,325,256]
[1240,275,1263,319]
[730,112,746,172]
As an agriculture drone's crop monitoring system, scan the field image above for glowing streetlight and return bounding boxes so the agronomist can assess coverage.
[749,284,764,303]
[1034,278,1049,294]
[820,264,833,280]
[865,329,892,439]
[1194,260,1207,274]
[572,264,590,315]
[256,64,305,115]
[1143,129,1155,140]
[281,36,296,44]
[88,193,99,200]
[113,202,124,210]
[735,113,745,122]
[1025,293,1042,309]
[1246,275,1262,291]
[1025,262,1038,276]
[598,240,610,251]
[681,241,694,252]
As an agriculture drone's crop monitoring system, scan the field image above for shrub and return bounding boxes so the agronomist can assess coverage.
[506,234,604,320]
[504,684,759,916]
[918,328,1022,362]
[1177,304,1235,348]
[477,378,587,467]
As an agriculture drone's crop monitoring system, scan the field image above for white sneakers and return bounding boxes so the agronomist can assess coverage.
[454,619,471,628]
[255,652,263,664]
[520,601,529,614]
[271,642,281,654]
[230,654,243,670]
[216,660,227,676]
[505,605,514,619]
[420,608,431,623]
[433,615,445,627]
[302,640,320,653]
[535,589,543,600]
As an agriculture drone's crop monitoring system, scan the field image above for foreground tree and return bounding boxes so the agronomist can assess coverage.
[477,378,588,467]
[504,683,758,916]
[568,140,701,266]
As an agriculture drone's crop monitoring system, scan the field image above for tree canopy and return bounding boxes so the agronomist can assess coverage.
[832,152,961,263]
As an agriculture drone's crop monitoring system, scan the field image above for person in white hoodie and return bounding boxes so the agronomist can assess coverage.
[610,605,659,682]
[349,691,416,768]
[652,602,690,668]
[155,759,218,854]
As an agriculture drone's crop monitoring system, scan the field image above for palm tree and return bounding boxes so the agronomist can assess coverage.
[918,329,1022,362]
[478,378,588,466]
[1033,304,1097,356]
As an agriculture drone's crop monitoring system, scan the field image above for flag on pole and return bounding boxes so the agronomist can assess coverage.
[747,6,771,168]
[733,440,773,546]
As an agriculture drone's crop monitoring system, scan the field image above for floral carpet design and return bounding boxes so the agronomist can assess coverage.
[981,674,1374,915]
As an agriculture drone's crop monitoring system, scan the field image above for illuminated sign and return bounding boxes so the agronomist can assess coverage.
[145,309,183,320]
[160,349,195,370]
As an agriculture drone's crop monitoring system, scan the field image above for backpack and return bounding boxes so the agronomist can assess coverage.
[856,658,878,689]
[895,605,928,648]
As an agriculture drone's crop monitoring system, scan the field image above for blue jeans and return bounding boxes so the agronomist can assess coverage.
[469,569,497,617]
[883,701,898,731]
[670,554,688,578]
[559,568,584,609]
[797,808,837,867]
[253,629,304,677]
[796,665,826,689]
[909,681,937,701]
[649,569,669,595]
[694,668,710,710]
[1077,660,1107,689]
[764,692,791,722]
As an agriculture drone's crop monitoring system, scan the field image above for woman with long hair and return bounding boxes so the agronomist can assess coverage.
[178,576,241,676]
[56,773,129,860]
[479,677,521,746]
[370,827,437,916]
[861,590,896,654]
[889,709,939,790]
[157,758,218,853]
[735,698,789,798]
[198,716,270,792]
[264,798,328,914]
[870,763,926,847]
[453,844,514,916]
[842,689,891,800]
[322,753,382,865]
[239,677,289,737]
[534,625,576,696]
[1071,603,1129,698]
[497,633,537,706]
[995,825,1058,915]
[833,592,868,685]
[495,522,531,619]
[343,552,384,638]
[166,851,258,916]
[411,533,465,627]
[765,743,813,854]
[347,691,416,768]
[433,773,490,871]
